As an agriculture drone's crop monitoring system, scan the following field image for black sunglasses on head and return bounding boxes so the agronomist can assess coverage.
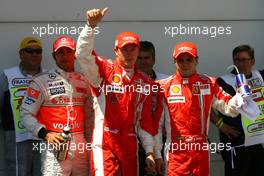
[23,48,42,54]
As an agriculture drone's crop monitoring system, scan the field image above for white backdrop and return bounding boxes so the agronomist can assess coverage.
[0,21,263,76]
[1,0,263,21]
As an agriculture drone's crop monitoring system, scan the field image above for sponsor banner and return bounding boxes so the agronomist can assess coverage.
[168,96,186,103]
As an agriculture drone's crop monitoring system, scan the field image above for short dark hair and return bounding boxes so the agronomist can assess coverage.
[139,41,155,60]
[232,45,254,59]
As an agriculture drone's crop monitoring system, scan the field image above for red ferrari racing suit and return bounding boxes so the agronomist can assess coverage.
[76,25,154,176]
[20,68,91,176]
[154,71,239,176]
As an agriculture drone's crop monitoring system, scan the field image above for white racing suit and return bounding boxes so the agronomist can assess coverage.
[20,68,92,176]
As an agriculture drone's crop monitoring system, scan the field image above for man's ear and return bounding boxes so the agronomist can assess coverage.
[114,47,119,56]
[19,50,23,60]
[252,58,255,66]
[52,52,56,60]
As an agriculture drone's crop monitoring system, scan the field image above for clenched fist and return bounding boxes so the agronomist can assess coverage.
[87,8,108,28]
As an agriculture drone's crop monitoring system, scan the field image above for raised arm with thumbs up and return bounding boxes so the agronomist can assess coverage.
[86,8,108,28]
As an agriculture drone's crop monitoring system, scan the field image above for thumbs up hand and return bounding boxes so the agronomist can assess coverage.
[86,8,108,28]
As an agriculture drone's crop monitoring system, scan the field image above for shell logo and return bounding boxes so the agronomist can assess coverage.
[170,84,181,95]
[172,86,180,93]
[112,74,121,84]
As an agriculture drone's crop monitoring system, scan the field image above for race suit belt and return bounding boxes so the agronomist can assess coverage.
[174,134,207,143]
[103,126,136,136]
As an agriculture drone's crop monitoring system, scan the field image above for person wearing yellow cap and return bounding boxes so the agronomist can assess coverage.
[0,36,44,176]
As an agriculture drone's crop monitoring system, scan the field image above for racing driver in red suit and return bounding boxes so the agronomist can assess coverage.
[153,42,249,176]
[75,8,156,176]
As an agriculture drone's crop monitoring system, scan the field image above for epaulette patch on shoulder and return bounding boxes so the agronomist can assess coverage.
[199,74,212,83]
[157,75,173,85]
[97,56,105,61]
[106,58,113,64]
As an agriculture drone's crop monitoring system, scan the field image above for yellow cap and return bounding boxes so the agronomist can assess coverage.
[20,37,42,50]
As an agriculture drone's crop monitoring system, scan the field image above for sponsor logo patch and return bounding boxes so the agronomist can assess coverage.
[25,97,36,105]
[170,85,181,95]
[167,96,185,103]
[112,74,122,85]
[28,87,40,99]
[200,84,210,95]
[248,78,262,88]
[12,78,32,86]
[48,73,56,79]
[14,87,28,98]
[192,84,210,95]
[192,85,200,94]
[252,87,264,102]
[48,81,64,87]
[49,87,66,95]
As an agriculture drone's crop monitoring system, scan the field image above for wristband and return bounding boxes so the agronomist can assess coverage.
[216,118,223,128]
[218,121,224,129]
[38,127,48,140]
[216,118,223,126]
